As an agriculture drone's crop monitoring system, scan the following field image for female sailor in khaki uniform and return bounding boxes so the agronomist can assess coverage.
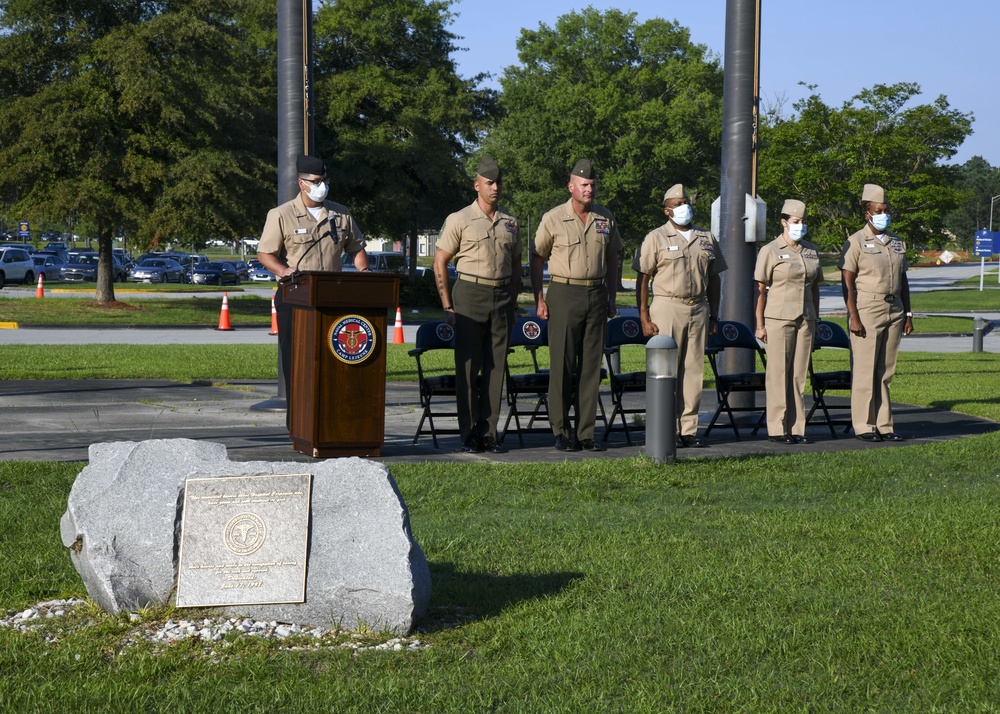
[838,184,913,442]
[753,199,821,444]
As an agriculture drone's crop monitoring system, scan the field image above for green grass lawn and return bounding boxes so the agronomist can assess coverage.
[4,435,1000,711]
[1,287,992,330]
[3,278,1000,710]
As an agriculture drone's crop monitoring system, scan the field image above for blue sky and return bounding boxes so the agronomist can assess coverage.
[446,0,996,166]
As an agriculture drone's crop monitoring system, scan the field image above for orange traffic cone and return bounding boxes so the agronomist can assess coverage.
[392,306,404,344]
[269,294,279,335]
[35,273,44,298]
[216,292,234,331]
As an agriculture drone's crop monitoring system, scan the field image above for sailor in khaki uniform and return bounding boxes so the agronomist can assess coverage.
[434,155,521,453]
[257,155,370,424]
[753,199,821,444]
[838,183,913,442]
[533,159,622,452]
[638,184,726,447]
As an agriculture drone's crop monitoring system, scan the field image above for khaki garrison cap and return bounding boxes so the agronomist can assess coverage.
[781,199,806,219]
[663,184,690,201]
[862,184,886,203]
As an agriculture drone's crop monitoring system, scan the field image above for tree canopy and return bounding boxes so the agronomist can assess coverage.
[757,82,973,251]
[312,0,496,250]
[481,8,724,249]
[942,156,1000,248]
[0,0,276,300]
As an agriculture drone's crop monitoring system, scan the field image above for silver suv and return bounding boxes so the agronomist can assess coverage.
[0,247,35,289]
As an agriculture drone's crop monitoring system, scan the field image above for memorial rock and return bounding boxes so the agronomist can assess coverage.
[60,439,430,634]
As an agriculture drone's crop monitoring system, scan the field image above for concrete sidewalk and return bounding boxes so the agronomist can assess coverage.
[2,378,995,464]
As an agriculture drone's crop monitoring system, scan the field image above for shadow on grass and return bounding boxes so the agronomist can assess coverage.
[418,561,584,632]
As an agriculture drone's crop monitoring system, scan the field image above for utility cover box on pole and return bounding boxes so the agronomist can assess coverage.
[712,195,767,243]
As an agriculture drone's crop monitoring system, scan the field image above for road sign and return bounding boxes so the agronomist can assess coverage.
[18,221,29,239]
[974,230,994,258]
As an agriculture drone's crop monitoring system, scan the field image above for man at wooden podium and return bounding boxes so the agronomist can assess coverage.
[257,155,371,424]
[434,155,522,453]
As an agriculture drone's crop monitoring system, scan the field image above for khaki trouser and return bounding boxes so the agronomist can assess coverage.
[849,296,905,434]
[764,316,814,437]
[546,281,607,441]
[453,280,516,442]
[649,297,708,437]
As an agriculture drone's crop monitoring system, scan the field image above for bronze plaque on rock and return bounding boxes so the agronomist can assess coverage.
[176,473,312,607]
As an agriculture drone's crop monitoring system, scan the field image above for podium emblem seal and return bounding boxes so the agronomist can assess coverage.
[329,315,377,364]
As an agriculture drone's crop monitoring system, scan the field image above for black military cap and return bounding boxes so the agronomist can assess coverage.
[571,158,595,179]
[477,154,502,181]
[296,154,326,175]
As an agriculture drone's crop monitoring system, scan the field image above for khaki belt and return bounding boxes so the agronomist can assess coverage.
[665,295,707,306]
[860,291,899,303]
[550,276,604,287]
[458,274,510,288]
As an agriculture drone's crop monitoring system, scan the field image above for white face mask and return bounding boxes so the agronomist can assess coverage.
[304,179,328,203]
[670,204,693,226]
[787,223,807,242]
[870,213,891,231]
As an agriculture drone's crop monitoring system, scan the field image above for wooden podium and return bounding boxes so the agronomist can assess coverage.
[282,271,400,458]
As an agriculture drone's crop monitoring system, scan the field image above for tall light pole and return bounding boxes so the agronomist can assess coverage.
[991,194,1000,284]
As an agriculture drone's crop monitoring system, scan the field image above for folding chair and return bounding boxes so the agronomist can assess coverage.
[408,321,459,447]
[806,320,853,437]
[704,320,768,439]
[500,316,551,446]
[602,315,650,445]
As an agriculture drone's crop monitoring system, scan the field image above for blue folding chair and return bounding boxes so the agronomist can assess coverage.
[602,316,650,444]
[408,321,458,447]
[704,320,767,439]
[500,316,551,446]
[806,320,853,437]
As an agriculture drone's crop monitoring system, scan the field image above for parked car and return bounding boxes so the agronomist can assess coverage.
[249,263,276,282]
[60,252,128,282]
[0,246,35,288]
[190,261,241,286]
[32,254,66,281]
[342,250,407,274]
[2,242,35,254]
[42,242,70,261]
[223,260,250,281]
[128,258,186,284]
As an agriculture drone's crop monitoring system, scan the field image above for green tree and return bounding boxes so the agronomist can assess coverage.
[758,82,973,251]
[942,156,1000,249]
[312,0,496,266]
[481,8,724,254]
[0,0,276,302]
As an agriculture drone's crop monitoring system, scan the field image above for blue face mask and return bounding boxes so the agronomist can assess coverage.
[870,213,891,231]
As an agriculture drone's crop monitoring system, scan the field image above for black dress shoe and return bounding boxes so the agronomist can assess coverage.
[576,438,604,452]
[554,435,573,451]
[792,435,813,444]
[480,436,506,453]
[454,437,483,453]
[768,435,795,444]
[680,435,706,448]
[856,432,882,443]
[880,432,907,442]
[675,435,686,448]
